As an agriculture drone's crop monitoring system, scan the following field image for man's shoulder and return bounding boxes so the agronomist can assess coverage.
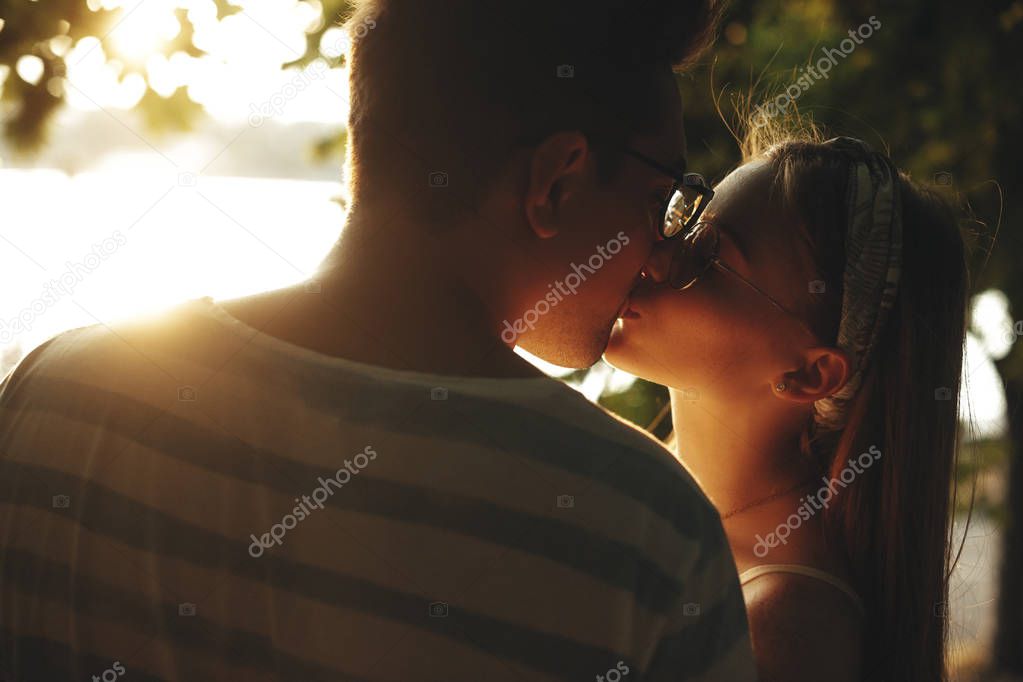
[550,392,713,500]
[0,299,214,408]
[502,386,721,533]
[590,404,723,546]
[0,326,93,405]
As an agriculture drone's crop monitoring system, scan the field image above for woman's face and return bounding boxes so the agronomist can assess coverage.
[604,160,819,400]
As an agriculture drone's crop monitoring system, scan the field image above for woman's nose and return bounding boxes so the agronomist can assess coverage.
[642,238,676,284]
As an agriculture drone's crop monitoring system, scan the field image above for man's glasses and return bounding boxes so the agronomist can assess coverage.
[667,220,819,339]
[625,148,714,239]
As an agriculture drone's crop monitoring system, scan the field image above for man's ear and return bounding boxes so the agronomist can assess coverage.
[774,347,851,404]
[524,131,590,239]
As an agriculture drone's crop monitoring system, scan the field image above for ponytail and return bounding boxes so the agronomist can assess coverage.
[761,134,969,681]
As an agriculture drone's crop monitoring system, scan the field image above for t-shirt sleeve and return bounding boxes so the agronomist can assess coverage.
[643,511,758,681]
[0,336,62,407]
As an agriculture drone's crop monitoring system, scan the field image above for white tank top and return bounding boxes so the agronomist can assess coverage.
[739,563,866,616]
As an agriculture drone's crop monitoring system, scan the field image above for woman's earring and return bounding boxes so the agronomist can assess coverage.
[775,382,787,392]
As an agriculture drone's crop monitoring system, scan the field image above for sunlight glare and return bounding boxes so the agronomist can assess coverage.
[15,55,44,86]
[971,289,1015,360]
[107,0,181,65]
[0,166,344,359]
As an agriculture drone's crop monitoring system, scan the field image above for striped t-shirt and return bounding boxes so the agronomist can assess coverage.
[0,296,755,681]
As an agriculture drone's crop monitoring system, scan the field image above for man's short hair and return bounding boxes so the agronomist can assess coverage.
[344,0,721,224]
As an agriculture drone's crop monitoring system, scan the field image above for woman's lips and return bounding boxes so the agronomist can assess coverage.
[623,279,660,319]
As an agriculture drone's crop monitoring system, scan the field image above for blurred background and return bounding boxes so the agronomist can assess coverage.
[1,0,1020,678]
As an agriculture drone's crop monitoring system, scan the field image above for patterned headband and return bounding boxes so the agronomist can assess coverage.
[812,137,903,432]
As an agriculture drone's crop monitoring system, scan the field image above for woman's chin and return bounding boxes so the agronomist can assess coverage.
[604,318,643,372]
[606,315,699,387]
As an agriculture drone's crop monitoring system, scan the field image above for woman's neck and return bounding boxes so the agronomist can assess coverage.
[668,387,819,518]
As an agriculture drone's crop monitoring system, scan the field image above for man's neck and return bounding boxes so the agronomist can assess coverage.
[223,219,543,380]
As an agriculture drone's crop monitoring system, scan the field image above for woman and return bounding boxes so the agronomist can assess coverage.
[606,130,969,681]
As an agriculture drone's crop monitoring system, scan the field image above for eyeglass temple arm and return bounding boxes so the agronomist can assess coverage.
[710,259,820,339]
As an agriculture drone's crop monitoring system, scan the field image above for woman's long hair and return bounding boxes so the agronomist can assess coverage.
[745,123,970,681]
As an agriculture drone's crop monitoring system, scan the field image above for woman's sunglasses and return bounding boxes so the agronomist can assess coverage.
[666,220,820,339]
[625,148,714,239]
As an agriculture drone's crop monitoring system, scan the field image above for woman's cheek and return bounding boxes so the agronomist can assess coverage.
[646,285,756,374]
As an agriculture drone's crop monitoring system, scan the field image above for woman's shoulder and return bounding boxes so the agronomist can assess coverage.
[742,569,863,682]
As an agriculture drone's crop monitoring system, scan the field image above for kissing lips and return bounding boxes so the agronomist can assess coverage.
[616,298,629,319]
[617,298,640,319]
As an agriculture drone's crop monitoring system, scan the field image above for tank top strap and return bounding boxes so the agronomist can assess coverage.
[738,563,865,616]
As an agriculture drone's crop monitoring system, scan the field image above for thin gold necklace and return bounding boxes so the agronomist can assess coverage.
[720,474,819,520]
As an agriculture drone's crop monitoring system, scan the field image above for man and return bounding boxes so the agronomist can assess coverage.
[0,1,756,680]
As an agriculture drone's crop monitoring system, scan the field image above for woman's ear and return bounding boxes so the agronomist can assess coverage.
[524,131,590,239]
[773,347,851,404]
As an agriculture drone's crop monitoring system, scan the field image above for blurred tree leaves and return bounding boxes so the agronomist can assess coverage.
[284,0,350,70]
[136,85,202,133]
[0,0,247,152]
